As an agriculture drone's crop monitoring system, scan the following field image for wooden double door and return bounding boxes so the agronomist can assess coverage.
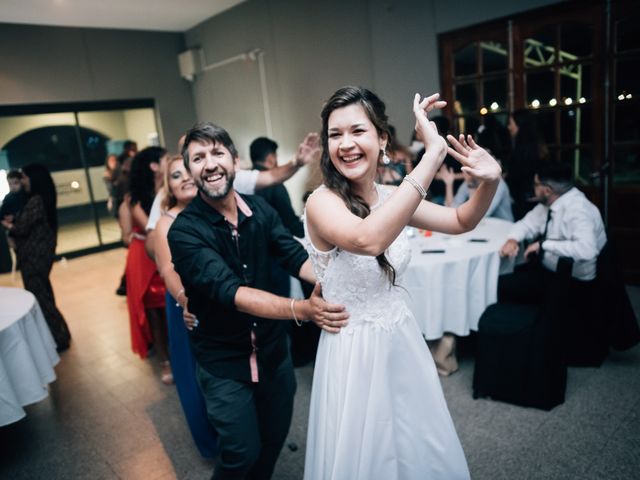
[439,0,640,282]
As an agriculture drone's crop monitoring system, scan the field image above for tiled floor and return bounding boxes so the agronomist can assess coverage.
[1,249,639,479]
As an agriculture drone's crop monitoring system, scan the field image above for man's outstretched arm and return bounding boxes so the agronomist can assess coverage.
[255,133,321,189]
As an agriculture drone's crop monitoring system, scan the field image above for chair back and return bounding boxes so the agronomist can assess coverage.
[596,242,640,351]
[472,257,574,410]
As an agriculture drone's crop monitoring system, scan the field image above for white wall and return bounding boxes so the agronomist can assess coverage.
[0,23,197,150]
[185,0,562,212]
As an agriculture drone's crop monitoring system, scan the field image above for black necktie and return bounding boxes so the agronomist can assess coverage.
[539,209,552,261]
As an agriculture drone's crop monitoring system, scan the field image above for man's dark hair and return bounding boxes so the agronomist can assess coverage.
[182,122,239,168]
[250,137,278,167]
[537,161,573,194]
[117,140,138,165]
[7,169,22,180]
[123,140,137,151]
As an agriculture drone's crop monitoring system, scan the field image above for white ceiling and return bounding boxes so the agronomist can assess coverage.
[0,0,246,32]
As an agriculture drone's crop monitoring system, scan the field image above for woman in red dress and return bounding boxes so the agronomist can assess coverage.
[125,146,172,383]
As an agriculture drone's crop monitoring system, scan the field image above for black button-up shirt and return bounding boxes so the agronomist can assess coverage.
[168,192,308,382]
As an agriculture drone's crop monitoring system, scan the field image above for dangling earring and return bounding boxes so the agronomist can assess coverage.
[381,150,391,165]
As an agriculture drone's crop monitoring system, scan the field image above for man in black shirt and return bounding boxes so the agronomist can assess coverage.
[250,136,305,238]
[249,136,320,365]
[168,122,348,480]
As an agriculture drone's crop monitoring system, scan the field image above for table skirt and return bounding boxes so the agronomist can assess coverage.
[0,291,59,427]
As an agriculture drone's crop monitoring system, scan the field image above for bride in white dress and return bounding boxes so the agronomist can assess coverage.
[303,86,502,480]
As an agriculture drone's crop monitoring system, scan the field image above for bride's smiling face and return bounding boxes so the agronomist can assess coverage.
[327,104,387,183]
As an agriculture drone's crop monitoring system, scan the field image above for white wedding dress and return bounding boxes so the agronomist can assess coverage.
[303,185,470,480]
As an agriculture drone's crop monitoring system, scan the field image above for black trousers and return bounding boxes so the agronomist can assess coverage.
[498,261,606,365]
[498,261,555,305]
[196,356,296,480]
[498,261,594,306]
[21,256,71,349]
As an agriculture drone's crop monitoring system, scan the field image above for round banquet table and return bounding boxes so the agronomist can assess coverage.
[402,217,515,341]
[0,287,59,426]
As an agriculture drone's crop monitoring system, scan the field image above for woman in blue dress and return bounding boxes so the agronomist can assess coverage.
[154,154,218,458]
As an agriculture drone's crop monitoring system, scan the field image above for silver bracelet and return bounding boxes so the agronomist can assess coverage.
[403,175,427,199]
[290,298,303,327]
[175,288,185,308]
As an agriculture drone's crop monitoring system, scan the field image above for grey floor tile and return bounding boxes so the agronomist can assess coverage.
[110,443,179,480]
[586,436,640,480]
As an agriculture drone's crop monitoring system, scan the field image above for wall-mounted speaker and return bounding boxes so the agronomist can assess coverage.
[178,48,202,82]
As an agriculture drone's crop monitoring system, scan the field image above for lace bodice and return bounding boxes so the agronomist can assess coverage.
[303,184,412,331]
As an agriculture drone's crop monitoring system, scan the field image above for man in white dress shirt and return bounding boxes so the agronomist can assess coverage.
[439,165,514,221]
[498,162,607,303]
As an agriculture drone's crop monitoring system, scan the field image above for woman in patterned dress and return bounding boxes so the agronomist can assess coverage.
[2,163,71,351]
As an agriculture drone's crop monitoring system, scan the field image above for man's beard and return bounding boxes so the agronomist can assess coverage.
[196,169,235,200]
[537,194,550,206]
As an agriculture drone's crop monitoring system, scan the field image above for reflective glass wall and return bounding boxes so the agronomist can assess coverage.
[0,100,159,256]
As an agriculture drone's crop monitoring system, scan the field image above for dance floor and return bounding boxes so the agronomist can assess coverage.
[0,249,639,479]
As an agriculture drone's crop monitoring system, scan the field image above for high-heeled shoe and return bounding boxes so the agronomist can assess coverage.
[160,361,174,385]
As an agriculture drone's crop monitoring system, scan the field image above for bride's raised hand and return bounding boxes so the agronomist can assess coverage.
[446,134,502,183]
[413,93,447,166]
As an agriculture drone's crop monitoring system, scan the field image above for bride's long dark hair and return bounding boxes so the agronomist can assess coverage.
[320,86,396,285]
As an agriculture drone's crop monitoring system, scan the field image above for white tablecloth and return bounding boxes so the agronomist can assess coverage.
[402,218,514,340]
[0,287,59,426]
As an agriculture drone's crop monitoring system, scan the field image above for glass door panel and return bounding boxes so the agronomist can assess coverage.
[481,40,508,73]
[482,77,508,112]
[559,22,593,61]
[0,113,100,254]
[525,69,555,106]
[454,81,478,114]
[560,106,592,145]
[454,43,477,77]
[76,108,159,245]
